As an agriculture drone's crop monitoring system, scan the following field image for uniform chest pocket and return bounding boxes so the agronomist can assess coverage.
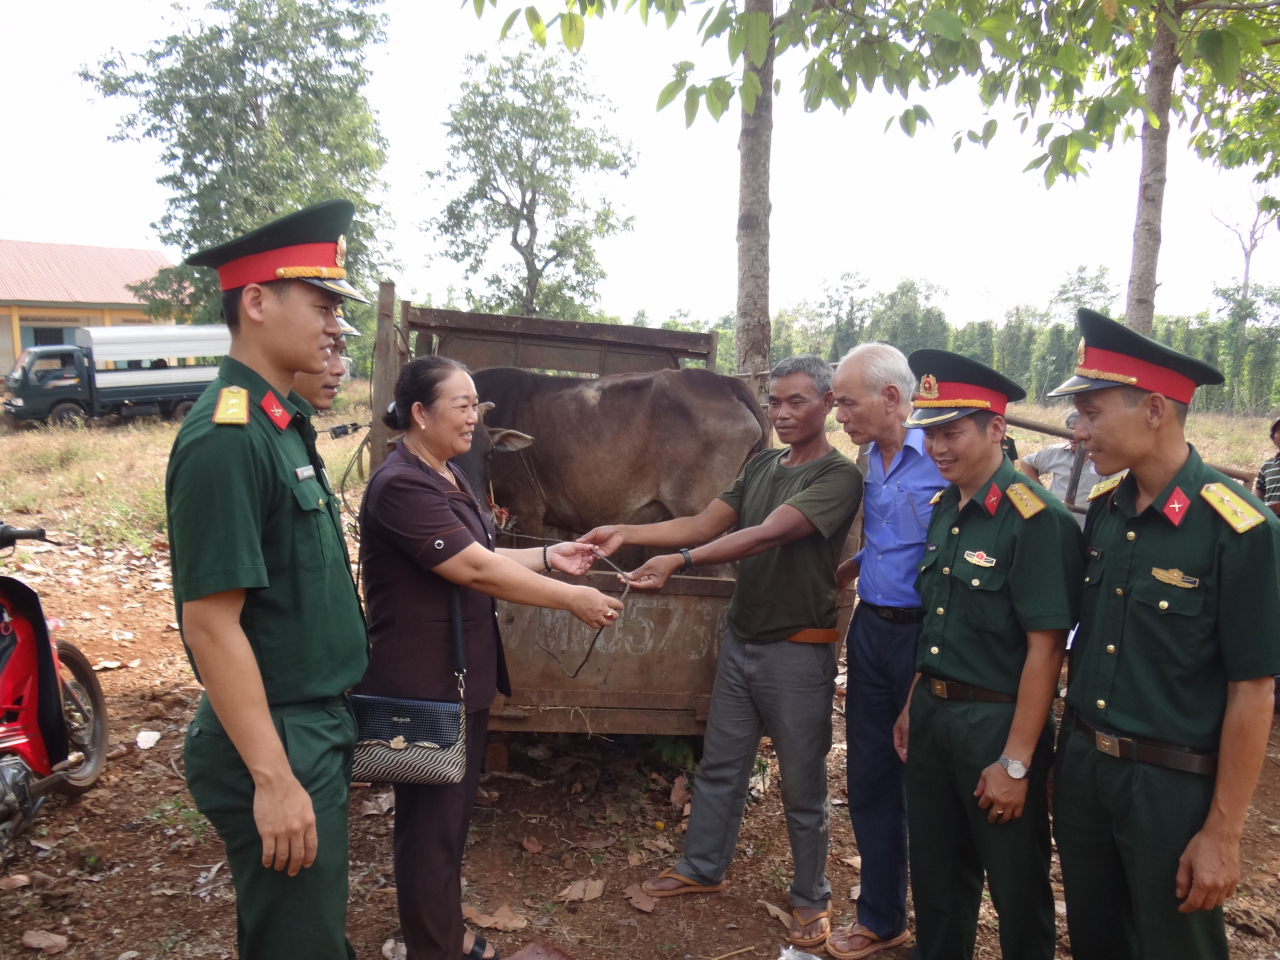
[292,478,339,571]
[1129,578,1208,668]
[950,562,1013,632]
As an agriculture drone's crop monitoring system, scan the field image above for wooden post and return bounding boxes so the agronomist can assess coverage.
[369,281,398,472]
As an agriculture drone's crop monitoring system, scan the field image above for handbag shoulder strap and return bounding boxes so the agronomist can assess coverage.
[450,584,466,700]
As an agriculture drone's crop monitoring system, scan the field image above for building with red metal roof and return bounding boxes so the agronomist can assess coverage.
[0,239,173,372]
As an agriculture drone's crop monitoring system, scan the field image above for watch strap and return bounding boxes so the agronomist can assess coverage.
[679,548,694,572]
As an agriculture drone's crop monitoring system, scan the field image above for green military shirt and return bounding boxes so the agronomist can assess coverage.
[1067,445,1280,752]
[165,356,368,706]
[915,456,1084,695]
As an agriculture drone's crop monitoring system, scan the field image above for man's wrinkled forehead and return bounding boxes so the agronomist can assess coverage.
[768,371,820,402]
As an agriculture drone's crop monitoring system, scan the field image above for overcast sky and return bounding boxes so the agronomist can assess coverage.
[6,1,1276,329]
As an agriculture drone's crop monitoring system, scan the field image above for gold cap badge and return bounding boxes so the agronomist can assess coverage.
[335,235,347,268]
[920,374,940,400]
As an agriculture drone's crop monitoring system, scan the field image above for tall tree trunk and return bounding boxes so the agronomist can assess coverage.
[1124,16,1179,336]
[735,0,775,376]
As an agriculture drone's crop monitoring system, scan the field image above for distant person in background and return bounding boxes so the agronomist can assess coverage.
[293,314,357,412]
[1018,410,1114,527]
[1254,418,1280,515]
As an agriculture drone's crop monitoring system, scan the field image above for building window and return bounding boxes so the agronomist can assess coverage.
[34,327,67,346]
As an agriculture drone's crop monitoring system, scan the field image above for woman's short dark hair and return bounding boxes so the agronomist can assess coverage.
[383,356,469,429]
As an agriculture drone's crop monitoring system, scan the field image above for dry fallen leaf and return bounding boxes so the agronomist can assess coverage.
[135,731,161,750]
[359,793,394,817]
[522,836,543,854]
[462,903,529,931]
[669,774,692,809]
[554,878,605,902]
[582,837,615,850]
[22,930,69,955]
[850,884,862,901]
[624,883,657,914]
[759,899,794,931]
[381,939,407,960]
[627,849,645,867]
[641,836,674,854]
[0,874,31,892]
[841,856,862,869]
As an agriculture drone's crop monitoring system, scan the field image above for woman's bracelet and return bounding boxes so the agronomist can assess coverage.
[542,544,552,573]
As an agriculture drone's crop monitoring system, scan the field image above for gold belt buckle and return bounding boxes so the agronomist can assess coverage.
[930,678,948,699]
[1095,732,1121,757]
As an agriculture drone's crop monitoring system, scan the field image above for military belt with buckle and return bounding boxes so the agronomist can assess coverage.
[861,601,925,624]
[922,673,1015,704]
[1070,710,1217,777]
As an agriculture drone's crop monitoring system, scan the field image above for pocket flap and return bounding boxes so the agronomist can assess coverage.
[1133,578,1204,617]
[292,477,327,512]
[917,548,941,574]
[953,566,1008,592]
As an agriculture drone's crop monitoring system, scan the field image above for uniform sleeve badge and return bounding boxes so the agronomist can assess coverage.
[1087,471,1127,501]
[1005,482,1046,519]
[1200,483,1266,534]
[211,386,249,425]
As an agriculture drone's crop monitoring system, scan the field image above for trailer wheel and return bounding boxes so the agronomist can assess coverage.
[172,400,195,422]
[49,403,85,427]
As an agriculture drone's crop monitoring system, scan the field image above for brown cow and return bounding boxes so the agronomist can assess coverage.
[451,366,767,539]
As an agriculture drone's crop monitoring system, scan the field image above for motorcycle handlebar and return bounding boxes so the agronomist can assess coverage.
[0,525,47,549]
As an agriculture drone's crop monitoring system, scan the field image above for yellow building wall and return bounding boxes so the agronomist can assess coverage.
[0,305,168,375]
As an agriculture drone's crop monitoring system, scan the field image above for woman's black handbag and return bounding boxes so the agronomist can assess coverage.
[350,587,467,785]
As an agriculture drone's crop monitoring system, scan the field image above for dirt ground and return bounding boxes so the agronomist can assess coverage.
[1,532,1279,960]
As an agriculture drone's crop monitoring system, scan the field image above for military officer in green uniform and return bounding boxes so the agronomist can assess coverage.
[166,200,369,960]
[893,351,1084,960]
[1047,309,1280,960]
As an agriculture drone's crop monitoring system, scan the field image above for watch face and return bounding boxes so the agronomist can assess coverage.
[1006,759,1027,779]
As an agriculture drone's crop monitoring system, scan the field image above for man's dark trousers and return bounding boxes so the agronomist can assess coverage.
[845,602,919,939]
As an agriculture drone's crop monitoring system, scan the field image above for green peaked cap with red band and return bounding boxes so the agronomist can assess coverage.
[185,199,368,304]
[1048,308,1222,403]
[905,349,1026,428]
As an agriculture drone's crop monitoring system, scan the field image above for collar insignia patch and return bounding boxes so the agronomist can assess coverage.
[1200,482,1266,534]
[1152,567,1199,588]
[211,385,249,425]
[964,550,996,567]
[920,374,940,400]
[1087,471,1127,501]
[260,390,292,431]
[1006,482,1046,519]
[1162,486,1190,527]
[983,482,1003,516]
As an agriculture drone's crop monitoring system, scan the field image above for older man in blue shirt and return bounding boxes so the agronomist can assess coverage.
[827,342,944,960]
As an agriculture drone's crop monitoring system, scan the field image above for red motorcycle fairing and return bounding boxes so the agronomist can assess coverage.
[0,576,68,777]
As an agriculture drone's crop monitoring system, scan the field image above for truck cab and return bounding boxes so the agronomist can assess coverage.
[3,347,90,423]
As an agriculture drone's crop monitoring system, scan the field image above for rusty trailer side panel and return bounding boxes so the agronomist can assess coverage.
[490,572,733,735]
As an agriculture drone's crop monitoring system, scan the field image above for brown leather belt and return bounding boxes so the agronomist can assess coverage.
[787,628,840,644]
[921,673,1014,703]
[1071,710,1218,777]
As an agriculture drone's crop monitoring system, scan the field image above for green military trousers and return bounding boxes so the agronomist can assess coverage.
[184,694,357,960]
[1053,724,1225,960]
[906,689,1057,960]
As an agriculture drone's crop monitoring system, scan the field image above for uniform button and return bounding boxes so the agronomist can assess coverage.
[950,526,959,535]
[317,498,324,508]
[942,567,950,574]
[1115,587,1124,597]
[1126,531,1136,541]
[1097,699,1106,709]
[936,607,945,615]
[1084,576,1091,583]
[971,578,980,586]
[1106,644,1116,653]
[1159,600,1169,610]
[930,646,939,655]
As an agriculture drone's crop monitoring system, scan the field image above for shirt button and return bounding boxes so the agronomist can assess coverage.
[942,566,950,574]
[950,526,959,535]
[930,646,939,655]
[1115,587,1124,597]
[971,578,980,586]
[1097,699,1106,709]
[1126,531,1136,541]
[1084,576,1091,583]
[1159,600,1169,610]
[877,555,882,560]
[936,607,945,615]
[1106,644,1116,653]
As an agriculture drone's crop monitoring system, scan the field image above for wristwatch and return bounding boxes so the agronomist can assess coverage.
[679,548,694,572]
[998,755,1028,780]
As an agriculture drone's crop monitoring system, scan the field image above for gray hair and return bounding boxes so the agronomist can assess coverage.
[770,354,833,395]
[840,341,916,401]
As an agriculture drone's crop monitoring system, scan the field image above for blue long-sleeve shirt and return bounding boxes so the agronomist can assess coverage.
[854,430,946,609]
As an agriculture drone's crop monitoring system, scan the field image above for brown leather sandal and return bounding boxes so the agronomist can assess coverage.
[639,867,728,898]
[825,923,911,960]
[790,909,830,949]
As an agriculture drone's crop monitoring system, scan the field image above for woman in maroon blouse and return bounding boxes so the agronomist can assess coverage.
[359,357,621,960]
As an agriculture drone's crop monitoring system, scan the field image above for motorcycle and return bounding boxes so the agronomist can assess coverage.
[0,523,107,851]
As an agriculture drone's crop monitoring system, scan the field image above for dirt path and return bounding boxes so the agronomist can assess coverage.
[2,537,1279,959]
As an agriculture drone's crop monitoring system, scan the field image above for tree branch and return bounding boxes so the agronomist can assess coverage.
[1181,0,1280,10]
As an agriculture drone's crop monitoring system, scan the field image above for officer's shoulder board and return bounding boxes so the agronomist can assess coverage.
[1087,471,1127,502]
[1005,482,1046,519]
[928,490,943,506]
[212,385,250,425]
[1200,481,1266,534]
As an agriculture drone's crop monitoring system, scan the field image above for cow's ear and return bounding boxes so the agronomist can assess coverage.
[489,428,534,453]
[478,401,496,419]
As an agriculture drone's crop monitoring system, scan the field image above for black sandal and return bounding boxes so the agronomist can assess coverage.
[465,936,499,960]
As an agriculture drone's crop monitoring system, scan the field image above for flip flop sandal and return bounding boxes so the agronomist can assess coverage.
[825,923,911,960]
[639,867,728,898]
[790,909,830,950]
[465,936,500,960]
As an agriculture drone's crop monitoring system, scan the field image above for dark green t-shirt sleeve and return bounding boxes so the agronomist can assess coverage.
[169,430,269,602]
[716,464,749,515]
[1007,507,1084,632]
[785,460,864,540]
[1217,517,1280,681]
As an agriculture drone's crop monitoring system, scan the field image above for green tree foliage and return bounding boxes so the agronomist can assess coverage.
[427,51,635,320]
[657,310,736,371]
[1050,265,1119,321]
[952,320,996,367]
[81,0,389,327]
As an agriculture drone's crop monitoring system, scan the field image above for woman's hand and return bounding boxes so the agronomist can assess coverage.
[625,554,683,591]
[566,586,624,628]
[578,525,626,557]
[547,542,598,576]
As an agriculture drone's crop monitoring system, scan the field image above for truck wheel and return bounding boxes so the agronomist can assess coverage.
[49,403,85,427]
[172,400,195,422]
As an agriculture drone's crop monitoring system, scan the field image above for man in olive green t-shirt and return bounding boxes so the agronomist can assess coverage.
[581,355,864,950]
